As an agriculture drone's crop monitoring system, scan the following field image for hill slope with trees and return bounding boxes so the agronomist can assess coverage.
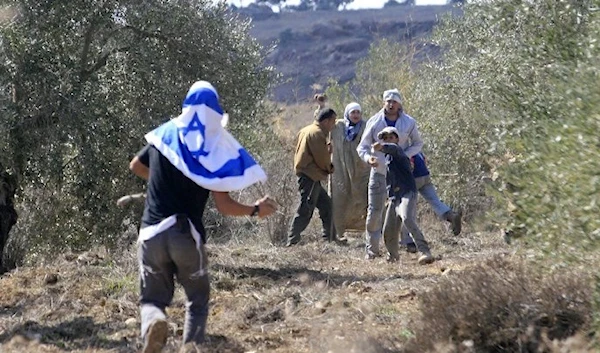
[238,4,460,102]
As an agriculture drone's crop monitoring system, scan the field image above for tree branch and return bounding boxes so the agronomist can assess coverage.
[123,24,171,42]
[79,20,98,77]
[82,45,130,78]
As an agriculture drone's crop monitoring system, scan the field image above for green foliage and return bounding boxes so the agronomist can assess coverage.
[278,0,354,11]
[0,0,273,258]
[103,272,137,297]
[326,38,487,214]
[325,39,418,113]
[327,0,600,250]
[431,0,600,253]
[325,0,600,342]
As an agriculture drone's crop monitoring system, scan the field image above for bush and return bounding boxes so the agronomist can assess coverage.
[426,0,600,255]
[326,0,600,248]
[408,257,593,352]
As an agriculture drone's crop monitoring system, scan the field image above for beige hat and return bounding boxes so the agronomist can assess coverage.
[377,126,399,140]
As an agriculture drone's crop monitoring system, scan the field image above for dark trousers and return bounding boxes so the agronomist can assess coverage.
[287,174,333,245]
[138,215,210,345]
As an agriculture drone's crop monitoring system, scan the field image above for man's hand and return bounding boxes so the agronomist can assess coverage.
[368,156,379,168]
[116,193,146,207]
[372,142,383,152]
[255,195,278,218]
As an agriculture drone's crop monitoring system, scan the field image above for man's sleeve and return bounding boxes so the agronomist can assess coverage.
[404,121,423,158]
[136,144,152,167]
[307,132,333,174]
[357,121,374,163]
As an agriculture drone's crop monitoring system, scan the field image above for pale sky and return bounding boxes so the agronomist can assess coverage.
[226,0,449,10]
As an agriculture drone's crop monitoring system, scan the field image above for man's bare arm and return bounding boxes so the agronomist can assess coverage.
[129,156,149,180]
[213,192,277,218]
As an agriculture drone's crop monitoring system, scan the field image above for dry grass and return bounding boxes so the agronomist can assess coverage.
[271,103,318,137]
[1,104,596,352]
[0,212,518,353]
[409,256,593,353]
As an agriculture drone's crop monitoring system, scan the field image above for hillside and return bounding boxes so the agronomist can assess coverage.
[0,219,510,352]
[240,5,461,102]
[1,104,595,353]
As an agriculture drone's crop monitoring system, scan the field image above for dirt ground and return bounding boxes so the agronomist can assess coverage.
[0,211,509,352]
[0,104,511,352]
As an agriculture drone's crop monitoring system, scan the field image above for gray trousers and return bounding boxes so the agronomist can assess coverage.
[138,216,210,345]
[383,191,430,260]
[400,175,452,245]
[288,173,333,244]
[365,172,387,256]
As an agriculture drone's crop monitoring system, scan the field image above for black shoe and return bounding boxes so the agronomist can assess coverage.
[405,243,417,253]
[444,211,463,236]
[451,211,463,236]
[286,240,300,247]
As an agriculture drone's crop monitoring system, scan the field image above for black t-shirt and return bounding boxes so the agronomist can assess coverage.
[381,143,417,199]
[137,145,210,242]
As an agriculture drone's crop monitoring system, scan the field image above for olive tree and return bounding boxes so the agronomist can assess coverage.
[0,0,273,269]
[428,0,599,252]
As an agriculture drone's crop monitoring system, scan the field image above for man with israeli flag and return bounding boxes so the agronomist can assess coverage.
[128,81,277,353]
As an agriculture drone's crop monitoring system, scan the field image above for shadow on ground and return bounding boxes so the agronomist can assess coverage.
[0,316,128,351]
[212,263,430,289]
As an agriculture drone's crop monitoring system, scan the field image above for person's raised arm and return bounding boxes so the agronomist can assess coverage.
[212,192,277,218]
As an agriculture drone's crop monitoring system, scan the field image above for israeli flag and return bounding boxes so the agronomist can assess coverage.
[145,81,267,192]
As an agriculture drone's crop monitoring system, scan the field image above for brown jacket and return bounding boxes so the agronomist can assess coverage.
[294,122,334,181]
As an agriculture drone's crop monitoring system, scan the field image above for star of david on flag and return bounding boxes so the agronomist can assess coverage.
[144,81,267,192]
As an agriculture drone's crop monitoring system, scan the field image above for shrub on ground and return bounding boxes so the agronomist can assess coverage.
[408,256,593,352]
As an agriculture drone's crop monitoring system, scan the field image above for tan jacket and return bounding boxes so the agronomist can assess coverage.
[294,122,334,181]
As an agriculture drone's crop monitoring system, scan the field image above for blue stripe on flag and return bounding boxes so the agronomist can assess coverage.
[154,121,256,179]
[182,87,224,115]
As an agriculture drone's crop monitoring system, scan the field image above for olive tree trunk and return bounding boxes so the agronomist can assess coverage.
[0,166,18,272]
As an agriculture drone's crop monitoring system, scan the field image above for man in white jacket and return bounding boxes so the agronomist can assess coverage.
[356,89,423,259]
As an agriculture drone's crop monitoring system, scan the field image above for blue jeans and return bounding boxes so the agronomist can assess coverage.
[400,175,451,245]
[365,171,386,256]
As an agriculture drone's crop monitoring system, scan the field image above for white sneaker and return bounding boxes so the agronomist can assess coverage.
[417,252,434,265]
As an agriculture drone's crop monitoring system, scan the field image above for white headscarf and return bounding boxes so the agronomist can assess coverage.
[144,81,267,192]
[343,102,362,142]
